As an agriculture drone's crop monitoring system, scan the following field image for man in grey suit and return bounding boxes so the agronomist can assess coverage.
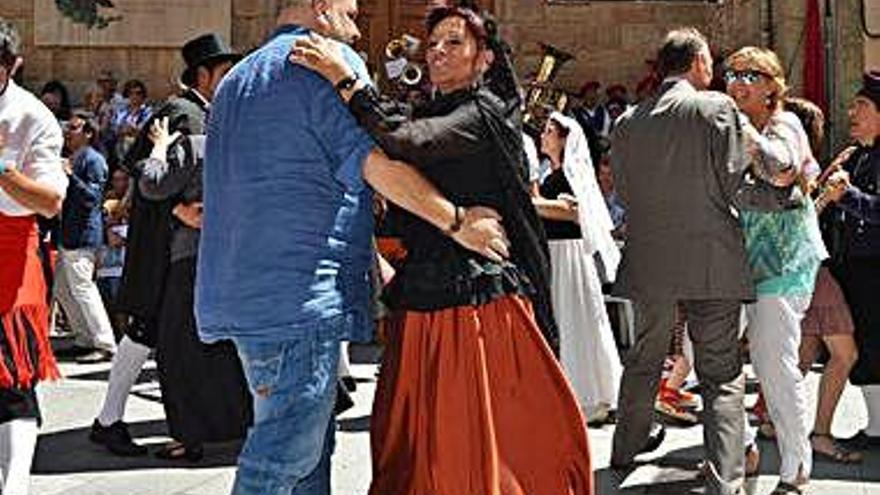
[610,28,752,495]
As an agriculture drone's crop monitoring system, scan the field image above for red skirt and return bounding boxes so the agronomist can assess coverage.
[370,295,593,495]
[0,214,59,390]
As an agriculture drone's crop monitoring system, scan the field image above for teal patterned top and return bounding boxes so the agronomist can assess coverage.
[740,203,825,296]
[739,111,827,296]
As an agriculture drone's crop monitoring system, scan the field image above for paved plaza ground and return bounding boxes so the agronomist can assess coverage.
[29,342,880,494]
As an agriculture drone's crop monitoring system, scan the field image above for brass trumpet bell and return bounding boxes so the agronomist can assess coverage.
[400,63,423,86]
[523,43,574,134]
[535,43,573,85]
[385,34,421,60]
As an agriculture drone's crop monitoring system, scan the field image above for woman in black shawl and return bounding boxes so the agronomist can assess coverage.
[292,4,592,495]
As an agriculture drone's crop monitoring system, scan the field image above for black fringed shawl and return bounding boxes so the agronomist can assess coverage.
[348,71,558,353]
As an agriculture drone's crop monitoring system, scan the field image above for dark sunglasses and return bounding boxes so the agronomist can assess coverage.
[722,69,770,85]
[62,121,86,133]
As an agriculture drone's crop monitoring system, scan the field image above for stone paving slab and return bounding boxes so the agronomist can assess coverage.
[29,344,880,494]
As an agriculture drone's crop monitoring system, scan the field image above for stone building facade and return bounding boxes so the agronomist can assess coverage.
[1,0,872,149]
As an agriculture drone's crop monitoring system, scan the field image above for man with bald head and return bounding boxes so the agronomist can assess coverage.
[198,1,508,493]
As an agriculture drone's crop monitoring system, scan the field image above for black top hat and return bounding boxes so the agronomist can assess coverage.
[857,70,880,110]
[181,33,240,87]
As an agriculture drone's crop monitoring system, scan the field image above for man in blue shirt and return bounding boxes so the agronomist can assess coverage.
[54,111,116,363]
[197,1,508,493]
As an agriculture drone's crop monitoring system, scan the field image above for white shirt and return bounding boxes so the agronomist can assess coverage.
[0,80,67,216]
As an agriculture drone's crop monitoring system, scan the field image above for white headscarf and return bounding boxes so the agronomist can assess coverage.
[547,112,621,282]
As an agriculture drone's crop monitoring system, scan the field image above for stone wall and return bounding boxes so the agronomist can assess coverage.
[869,36,880,70]
[1,0,278,106]
[495,0,763,94]
[496,0,866,152]
[1,0,869,148]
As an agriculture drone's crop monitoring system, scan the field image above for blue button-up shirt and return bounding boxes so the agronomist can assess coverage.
[196,25,376,344]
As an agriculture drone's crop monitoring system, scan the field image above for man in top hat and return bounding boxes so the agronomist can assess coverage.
[823,70,880,450]
[88,33,241,457]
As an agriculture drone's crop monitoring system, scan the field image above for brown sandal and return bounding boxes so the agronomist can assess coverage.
[757,421,776,439]
[745,443,760,478]
[810,432,863,464]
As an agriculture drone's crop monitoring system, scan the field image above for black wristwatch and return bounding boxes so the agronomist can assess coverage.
[446,206,464,236]
[334,74,359,92]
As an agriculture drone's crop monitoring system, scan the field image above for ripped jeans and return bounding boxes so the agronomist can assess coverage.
[230,322,341,495]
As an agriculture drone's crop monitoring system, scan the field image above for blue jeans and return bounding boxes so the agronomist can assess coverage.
[231,322,341,495]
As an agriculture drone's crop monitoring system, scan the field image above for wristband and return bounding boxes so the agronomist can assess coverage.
[334,74,359,92]
[0,161,8,176]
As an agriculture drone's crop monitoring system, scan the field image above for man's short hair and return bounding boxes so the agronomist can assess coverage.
[71,110,100,147]
[656,27,708,78]
[0,18,21,68]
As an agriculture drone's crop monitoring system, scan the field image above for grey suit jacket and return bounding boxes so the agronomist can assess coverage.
[611,79,754,301]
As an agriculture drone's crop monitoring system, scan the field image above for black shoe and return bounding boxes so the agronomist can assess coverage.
[334,382,354,415]
[640,423,666,455]
[839,430,880,450]
[341,375,357,392]
[53,345,95,359]
[89,419,148,456]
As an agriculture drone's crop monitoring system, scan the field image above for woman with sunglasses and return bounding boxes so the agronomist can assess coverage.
[292,4,593,494]
[724,47,827,494]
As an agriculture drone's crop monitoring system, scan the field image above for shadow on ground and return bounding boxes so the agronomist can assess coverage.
[338,415,371,433]
[593,437,880,494]
[350,344,382,365]
[33,420,242,474]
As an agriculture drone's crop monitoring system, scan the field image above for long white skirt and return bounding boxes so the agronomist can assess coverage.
[549,238,622,417]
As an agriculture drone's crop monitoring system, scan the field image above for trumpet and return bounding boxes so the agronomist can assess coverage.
[385,34,421,60]
[384,33,424,88]
[523,43,574,133]
[400,63,423,87]
[813,145,858,214]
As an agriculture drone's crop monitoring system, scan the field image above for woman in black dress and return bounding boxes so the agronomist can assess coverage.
[138,109,252,460]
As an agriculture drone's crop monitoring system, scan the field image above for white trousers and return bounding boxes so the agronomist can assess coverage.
[97,336,151,426]
[745,295,812,483]
[862,385,880,436]
[0,418,37,495]
[54,248,117,352]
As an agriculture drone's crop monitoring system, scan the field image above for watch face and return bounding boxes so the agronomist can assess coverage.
[337,76,357,91]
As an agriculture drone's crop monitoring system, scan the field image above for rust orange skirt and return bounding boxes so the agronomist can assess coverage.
[369,295,593,495]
